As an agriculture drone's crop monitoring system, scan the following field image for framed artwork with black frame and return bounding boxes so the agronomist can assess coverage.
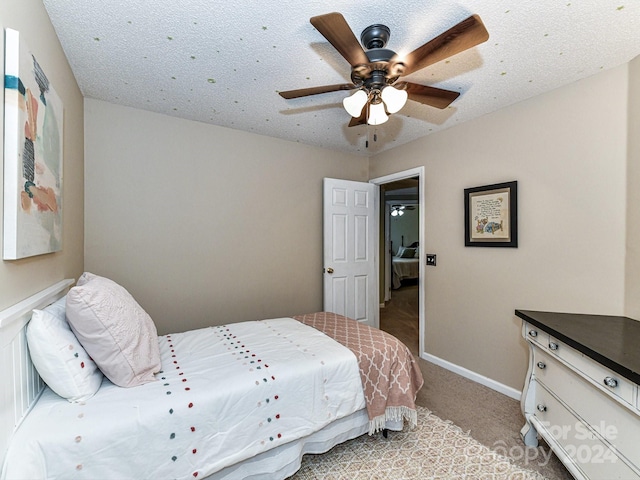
[464,181,517,247]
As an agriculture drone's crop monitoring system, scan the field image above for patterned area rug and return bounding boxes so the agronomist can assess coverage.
[292,407,547,480]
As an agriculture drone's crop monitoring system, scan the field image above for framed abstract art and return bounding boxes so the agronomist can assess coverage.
[3,28,64,260]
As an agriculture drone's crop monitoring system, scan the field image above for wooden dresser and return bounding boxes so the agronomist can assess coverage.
[516,310,640,479]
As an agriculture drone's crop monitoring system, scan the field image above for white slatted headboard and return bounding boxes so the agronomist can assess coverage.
[0,279,74,461]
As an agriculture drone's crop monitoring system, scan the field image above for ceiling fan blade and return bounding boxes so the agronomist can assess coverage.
[401,82,460,109]
[310,12,370,67]
[279,83,356,99]
[392,14,489,76]
[348,110,367,127]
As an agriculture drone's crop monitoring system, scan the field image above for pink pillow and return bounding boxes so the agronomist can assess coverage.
[77,271,97,286]
[66,273,161,387]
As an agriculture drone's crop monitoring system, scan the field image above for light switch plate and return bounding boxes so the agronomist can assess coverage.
[426,254,437,266]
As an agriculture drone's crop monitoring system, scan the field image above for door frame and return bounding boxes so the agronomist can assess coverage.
[370,167,425,357]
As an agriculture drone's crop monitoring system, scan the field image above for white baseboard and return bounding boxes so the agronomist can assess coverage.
[421,352,522,401]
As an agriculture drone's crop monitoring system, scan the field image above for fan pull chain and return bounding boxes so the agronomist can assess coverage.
[365,127,378,149]
[366,104,370,148]
[366,120,370,148]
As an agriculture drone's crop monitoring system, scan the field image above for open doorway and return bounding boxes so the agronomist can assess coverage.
[370,168,424,357]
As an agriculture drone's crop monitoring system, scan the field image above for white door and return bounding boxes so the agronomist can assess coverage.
[323,178,378,327]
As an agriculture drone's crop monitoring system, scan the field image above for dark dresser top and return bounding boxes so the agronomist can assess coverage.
[515,310,640,385]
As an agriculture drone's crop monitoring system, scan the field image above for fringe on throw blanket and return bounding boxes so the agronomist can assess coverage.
[369,405,419,435]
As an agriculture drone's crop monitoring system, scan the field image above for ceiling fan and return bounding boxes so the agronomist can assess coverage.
[391,204,415,216]
[278,12,489,127]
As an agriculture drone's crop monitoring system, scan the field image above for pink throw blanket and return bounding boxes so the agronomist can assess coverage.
[293,312,424,434]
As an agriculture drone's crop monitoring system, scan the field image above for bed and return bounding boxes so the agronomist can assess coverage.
[392,245,420,289]
[0,275,423,480]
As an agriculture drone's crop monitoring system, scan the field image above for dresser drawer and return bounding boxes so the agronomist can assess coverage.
[533,384,639,479]
[533,350,640,469]
[546,335,635,407]
[523,322,549,349]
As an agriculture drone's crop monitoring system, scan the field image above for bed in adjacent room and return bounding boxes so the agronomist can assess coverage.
[0,274,423,480]
[392,245,420,289]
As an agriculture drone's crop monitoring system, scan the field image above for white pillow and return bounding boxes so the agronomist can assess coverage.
[66,273,161,388]
[26,296,103,402]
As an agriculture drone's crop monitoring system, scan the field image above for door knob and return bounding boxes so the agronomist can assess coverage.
[326,267,334,274]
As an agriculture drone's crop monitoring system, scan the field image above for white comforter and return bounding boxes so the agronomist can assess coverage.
[2,318,365,480]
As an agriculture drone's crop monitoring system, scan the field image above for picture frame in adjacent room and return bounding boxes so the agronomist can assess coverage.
[3,28,64,260]
[464,181,517,248]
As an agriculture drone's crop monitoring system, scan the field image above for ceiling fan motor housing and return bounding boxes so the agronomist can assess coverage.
[352,24,404,87]
[360,24,390,49]
[351,50,400,87]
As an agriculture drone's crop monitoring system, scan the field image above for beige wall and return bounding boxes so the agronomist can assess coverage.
[370,65,630,390]
[84,99,368,335]
[626,55,640,318]
[0,1,84,311]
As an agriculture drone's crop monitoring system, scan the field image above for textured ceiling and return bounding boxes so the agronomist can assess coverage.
[42,1,640,156]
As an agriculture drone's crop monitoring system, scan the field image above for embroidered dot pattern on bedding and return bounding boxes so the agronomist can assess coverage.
[161,333,203,478]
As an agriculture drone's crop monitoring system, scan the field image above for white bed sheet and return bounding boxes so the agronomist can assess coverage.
[392,256,420,289]
[1,318,366,480]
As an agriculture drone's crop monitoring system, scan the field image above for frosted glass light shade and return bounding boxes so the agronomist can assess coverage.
[381,86,408,114]
[367,102,388,125]
[343,90,368,117]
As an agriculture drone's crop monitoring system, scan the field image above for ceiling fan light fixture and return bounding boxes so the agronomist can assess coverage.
[343,89,368,117]
[391,206,404,216]
[381,85,408,114]
[367,101,388,125]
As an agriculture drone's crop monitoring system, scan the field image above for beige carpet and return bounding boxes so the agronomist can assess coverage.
[292,406,548,479]
[380,285,571,479]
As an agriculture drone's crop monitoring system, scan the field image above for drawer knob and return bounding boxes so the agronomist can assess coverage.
[528,330,538,338]
[603,376,619,388]
[536,361,546,369]
[536,404,547,412]
[548,342,559,351]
